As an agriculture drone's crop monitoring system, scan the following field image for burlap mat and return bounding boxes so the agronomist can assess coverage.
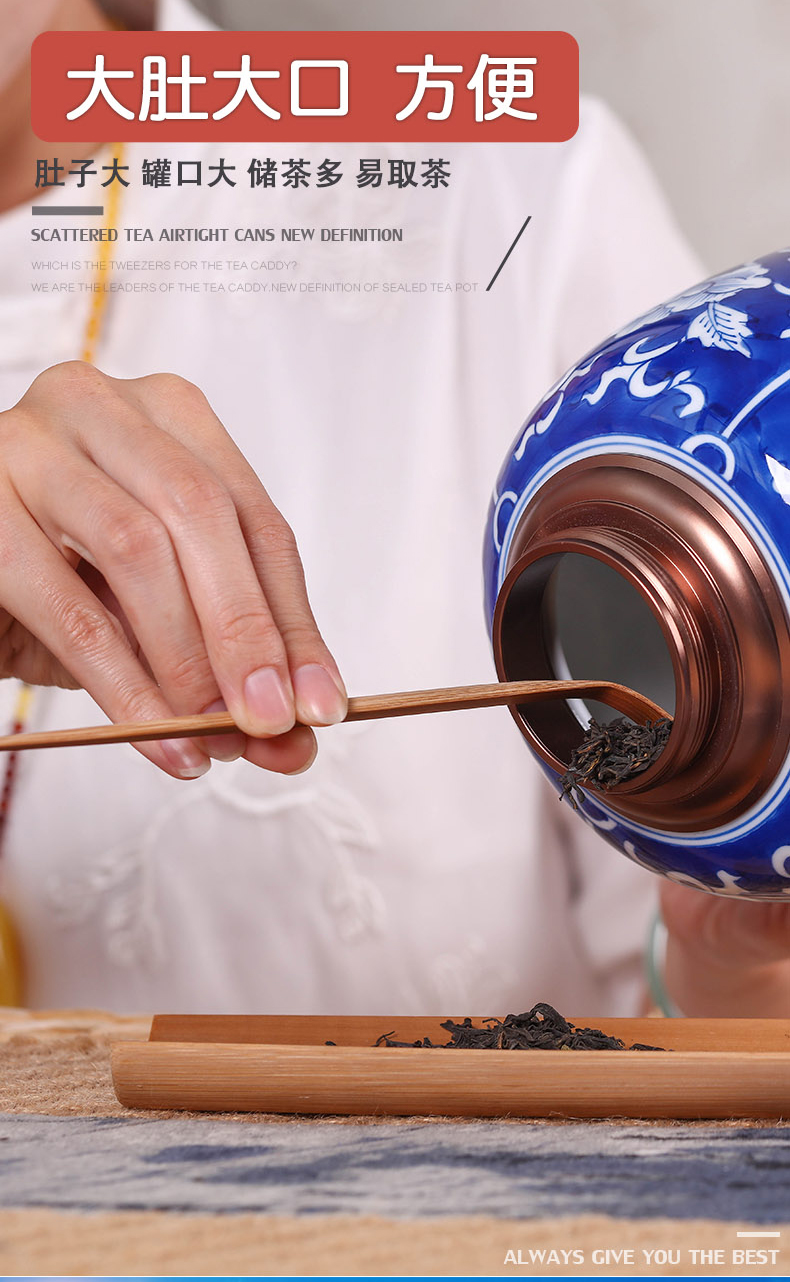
[0,1208,786,1275]
[0,1010,787,1278]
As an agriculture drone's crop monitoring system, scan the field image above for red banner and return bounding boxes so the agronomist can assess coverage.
[31,30,578,143]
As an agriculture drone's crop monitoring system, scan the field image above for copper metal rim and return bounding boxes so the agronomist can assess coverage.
[492,454,790,833]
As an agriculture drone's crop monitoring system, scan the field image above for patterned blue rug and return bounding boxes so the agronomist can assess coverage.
[0,1114,788,1221]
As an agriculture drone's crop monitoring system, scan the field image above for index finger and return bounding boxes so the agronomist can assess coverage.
[127,373,348,728]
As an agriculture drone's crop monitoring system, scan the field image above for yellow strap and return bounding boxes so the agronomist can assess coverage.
[81,143,125,365]
[11,683,33,725]
[0,146,125,1004]
[12,154,123,723]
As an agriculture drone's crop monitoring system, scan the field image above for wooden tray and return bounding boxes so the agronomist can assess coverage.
[110,1014,790,1120]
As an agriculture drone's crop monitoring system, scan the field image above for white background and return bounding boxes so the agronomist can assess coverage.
[194,0,790,272]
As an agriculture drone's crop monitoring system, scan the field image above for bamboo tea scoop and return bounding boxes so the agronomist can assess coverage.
[0,679,668,752]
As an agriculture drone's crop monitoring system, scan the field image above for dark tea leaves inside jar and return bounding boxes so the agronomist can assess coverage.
[559,716,672,809]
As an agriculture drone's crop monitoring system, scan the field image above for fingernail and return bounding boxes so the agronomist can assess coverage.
[293,664,348,726]
[160,738,211,779]
[243,666,294,734]
[201,699,246,762]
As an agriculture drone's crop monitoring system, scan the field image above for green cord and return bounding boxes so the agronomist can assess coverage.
[645,907,684,1017]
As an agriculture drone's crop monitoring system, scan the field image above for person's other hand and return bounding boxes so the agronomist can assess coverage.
[0,361,347,777]
[660,879,790,1016]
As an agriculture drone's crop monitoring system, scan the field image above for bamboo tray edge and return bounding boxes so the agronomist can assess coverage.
[111,1036,790,1120]
[147,1013,790,1052]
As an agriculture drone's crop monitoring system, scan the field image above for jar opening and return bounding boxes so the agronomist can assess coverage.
[549,552,676,722]
[498,549,675,770]
[491,453,790,832]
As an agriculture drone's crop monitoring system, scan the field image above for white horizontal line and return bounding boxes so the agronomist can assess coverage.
[736,1231,781,1238]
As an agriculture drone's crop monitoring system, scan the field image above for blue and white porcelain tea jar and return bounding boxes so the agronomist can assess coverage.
[485,248,790,898]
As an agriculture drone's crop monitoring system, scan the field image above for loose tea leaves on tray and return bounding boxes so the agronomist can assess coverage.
[371,1002,664,1052]
[559,716,673,809]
